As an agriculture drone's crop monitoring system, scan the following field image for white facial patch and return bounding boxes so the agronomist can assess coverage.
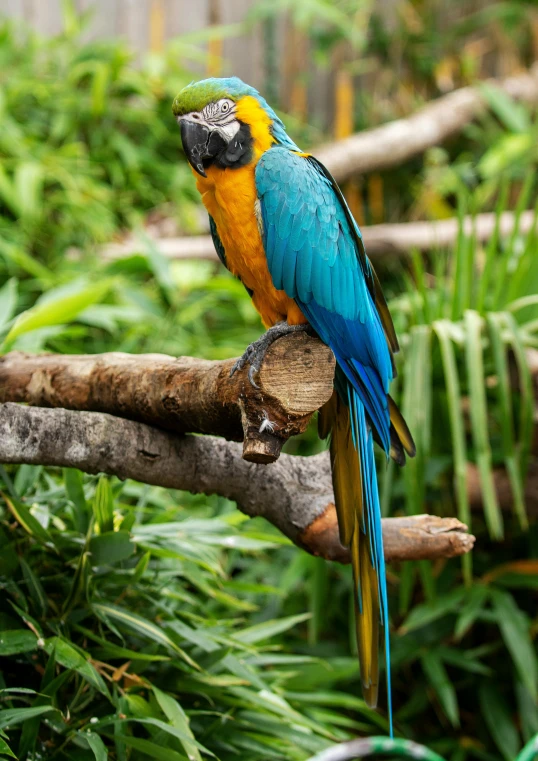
[178,98,242,145]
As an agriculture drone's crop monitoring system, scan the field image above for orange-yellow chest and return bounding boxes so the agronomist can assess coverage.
[192,97,305,328]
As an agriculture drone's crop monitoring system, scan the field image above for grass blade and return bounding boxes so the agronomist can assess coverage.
[478,681,520,761]
[421,650,459,727]
[432,321,472,581]
[464,310,503,539]
[477,177,510,313]
[503,313,534,478]
[492,172,535,309]
[401,325,432,514]
[486,313,527,529]
[153,685,204,761]
[450,190,468,321]
[93,603,199,670]
[93,477,114,534]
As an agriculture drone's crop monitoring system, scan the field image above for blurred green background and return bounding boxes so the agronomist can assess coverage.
[0,1,537,760]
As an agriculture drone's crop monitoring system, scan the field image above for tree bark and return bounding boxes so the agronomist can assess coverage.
[0,403,475,563]
[100,209,536,265]
[315,65,538,183]
[0,334,335,465]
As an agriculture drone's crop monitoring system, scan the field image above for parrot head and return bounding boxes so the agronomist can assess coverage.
[172,76,298,177]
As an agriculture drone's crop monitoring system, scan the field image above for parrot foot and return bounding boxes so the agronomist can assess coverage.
[230,322,311,388]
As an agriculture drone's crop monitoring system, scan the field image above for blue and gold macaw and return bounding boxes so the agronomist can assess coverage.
[172,77,415,732]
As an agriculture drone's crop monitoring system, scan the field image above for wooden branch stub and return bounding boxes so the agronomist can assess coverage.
[299,503,475,563]
[0,333,335,465]
[241,331,335,462]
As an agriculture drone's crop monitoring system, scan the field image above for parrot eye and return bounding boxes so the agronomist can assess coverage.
[221,102,229,112]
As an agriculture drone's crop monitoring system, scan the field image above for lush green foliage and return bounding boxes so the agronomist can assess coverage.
[0,13,202,271]
[0,6,537,761]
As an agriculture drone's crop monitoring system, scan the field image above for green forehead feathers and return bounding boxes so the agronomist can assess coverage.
[172,77,300,151]
[172,77,246,116]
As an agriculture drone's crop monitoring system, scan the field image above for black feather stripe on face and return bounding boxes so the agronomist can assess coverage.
[214,123,254,169]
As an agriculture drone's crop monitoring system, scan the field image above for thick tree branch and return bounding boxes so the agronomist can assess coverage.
[0,403,474,563]
[0,334,335,464]
[101,209,536,264]
[315,65,538,183]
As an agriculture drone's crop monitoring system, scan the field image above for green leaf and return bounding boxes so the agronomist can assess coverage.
[421,651,459,727]
[0,279,18,330]
[98,717,209,753]
[228,687,334,738]
[74,625,170,662]
[487,314,527,529]
[234,613,311,645]
[401,325,432,516]
[14,162,44,220]
[62,551,90,616]
[454,584,489,640]
[400,588,466,633]
[503,313,535,477]
[464,310,503,539]
[83,731,108,761]
[131,551,151,583]
[479,133,534,178]
[433,321,472,582]
[104,734,187,761]
[2,493,54,547]
[153,685,203,761]
[480,83,531,133]
[0,737,17,758]
[0,240,54,286]
[3,279,112,347]
[89,531,135,566]
[491,589,537,700]
[44,637,109,697]
[0,706,58,731]
[19,557,47,617]
[64,468,89,533]
[478,681,520,761]
[516,681,538,742]
[93,604,199,669]
[437,646,491,676]
[0,630,39,656]
[93,477,114,533]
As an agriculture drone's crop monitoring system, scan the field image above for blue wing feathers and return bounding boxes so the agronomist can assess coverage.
[282,237,297,297]
[256,147,395,732]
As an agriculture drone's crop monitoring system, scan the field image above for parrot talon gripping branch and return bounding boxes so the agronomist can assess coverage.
[229,320,311,385]
[172,76,417,734]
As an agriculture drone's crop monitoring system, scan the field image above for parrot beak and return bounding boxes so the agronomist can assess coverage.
[179,119,228,178]
[180,119,209,177]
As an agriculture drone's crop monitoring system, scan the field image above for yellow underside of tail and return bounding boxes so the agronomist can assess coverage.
[319,392,380,707]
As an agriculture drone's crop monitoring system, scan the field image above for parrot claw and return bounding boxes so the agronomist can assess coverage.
[230,322,311,388]
[248,365,260,388]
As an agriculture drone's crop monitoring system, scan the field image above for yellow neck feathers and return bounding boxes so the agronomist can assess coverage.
[234,96,275,157]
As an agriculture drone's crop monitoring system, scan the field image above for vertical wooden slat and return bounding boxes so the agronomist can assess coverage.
[334,68,353,140]
[3,0,25,20]
[27,0,63,35]
[220,0,260,86]
[164,0,209,75]
[76,0,121,42]
[281,18,308,119]
[332,41,366,226]
[117,0,147,58]
[367,174,384,225]
[150,0,165,52]
[206,0,222,77]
